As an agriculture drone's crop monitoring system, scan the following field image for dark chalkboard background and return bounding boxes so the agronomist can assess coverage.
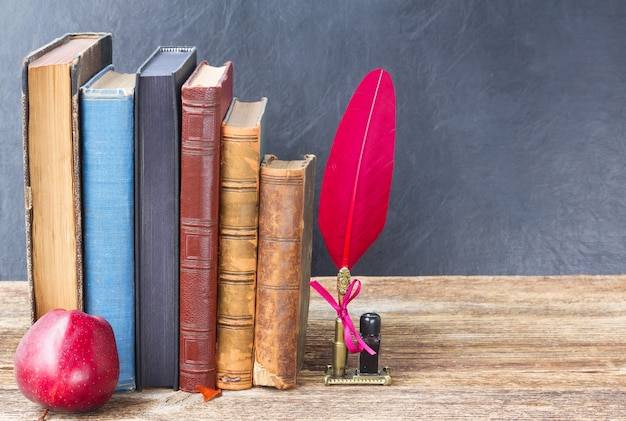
[2,0,626,279]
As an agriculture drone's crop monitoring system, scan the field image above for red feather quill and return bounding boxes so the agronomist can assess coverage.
[319,69,396,270]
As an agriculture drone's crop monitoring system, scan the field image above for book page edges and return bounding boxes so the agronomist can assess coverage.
[22,33,112,322]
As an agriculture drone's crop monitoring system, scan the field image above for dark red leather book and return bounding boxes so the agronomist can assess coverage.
[179,61,233,392]
[135,46,196,391]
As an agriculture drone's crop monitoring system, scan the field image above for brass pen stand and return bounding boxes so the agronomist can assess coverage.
[322,268,392,386]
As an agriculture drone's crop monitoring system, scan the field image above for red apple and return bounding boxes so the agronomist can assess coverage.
[14,308,120,412]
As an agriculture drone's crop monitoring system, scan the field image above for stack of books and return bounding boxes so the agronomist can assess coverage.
[21,33,316,393]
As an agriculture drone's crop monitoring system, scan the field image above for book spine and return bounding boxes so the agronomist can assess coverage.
[70,33,114,315]
[136,73,180,389]
[81,80,136,392]
[215,105,263,390]
[178,82,223,392]
[135,54,195,390]
[21,57,34,323]
[253,155,316,389]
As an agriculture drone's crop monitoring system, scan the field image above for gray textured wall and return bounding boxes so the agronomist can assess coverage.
[2,0,626,279]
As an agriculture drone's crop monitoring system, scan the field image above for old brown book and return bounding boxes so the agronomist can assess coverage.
[22,33,112,321]
[179,61,233,392]
[216,97,267,390]
[253,154,316,389]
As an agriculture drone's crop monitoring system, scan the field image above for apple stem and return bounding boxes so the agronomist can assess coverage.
[37,408,49,421]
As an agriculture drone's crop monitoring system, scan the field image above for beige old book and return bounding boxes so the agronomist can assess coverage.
[22,33,112,321]
[216,97,267,390]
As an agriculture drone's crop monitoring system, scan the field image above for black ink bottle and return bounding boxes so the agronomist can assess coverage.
[359,312,381,374]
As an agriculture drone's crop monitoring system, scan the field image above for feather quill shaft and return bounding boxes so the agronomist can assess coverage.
[319,69,396,270]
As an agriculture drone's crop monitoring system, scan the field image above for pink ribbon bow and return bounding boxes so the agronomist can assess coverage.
[309,279,375,355]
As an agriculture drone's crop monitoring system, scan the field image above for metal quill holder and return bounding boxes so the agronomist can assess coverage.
[322,268,392,386]
[312,68,396,386]
[331,267,351,378]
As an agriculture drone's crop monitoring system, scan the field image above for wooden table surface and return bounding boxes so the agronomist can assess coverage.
[2,276,626,420]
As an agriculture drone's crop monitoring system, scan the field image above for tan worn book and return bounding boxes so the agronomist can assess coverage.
[216,97,267,390]
[22,33,112,321]
[253,154,316,389]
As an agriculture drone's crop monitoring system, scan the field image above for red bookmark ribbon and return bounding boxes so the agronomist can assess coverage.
[309,279,375,355]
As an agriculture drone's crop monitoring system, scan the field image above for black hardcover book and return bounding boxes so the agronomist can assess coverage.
[135,46,197,390]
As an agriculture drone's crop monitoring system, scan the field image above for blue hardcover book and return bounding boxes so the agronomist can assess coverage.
[81,65,136,392]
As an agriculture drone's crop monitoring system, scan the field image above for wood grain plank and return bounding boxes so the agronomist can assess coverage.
[2,276,626,420]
